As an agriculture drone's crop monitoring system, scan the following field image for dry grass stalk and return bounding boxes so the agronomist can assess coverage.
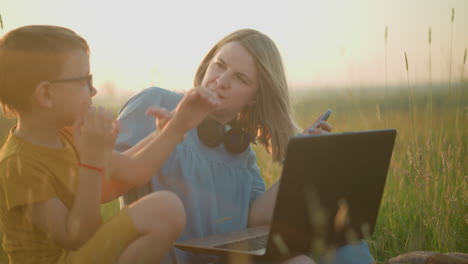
[461,48,467,82]
[449,8,455,93]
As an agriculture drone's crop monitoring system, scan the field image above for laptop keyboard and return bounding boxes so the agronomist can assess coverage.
[214,235,268,251]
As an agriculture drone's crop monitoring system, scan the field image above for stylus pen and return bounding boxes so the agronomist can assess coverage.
[310,109,333,129]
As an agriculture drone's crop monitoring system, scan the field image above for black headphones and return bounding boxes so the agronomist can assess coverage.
[197,118,251,154]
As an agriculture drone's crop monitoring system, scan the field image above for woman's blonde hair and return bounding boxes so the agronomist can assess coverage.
[194,29,299,162]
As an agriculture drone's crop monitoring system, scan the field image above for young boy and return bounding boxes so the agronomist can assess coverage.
[0,25,219,264]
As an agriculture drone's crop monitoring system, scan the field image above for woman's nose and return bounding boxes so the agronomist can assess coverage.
[215,72,230,90]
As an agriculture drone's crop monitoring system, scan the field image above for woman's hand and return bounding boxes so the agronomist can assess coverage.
[301,115,333,136]
[145,107,173,132]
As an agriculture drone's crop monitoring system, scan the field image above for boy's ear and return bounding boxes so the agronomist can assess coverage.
[33,81,54,108]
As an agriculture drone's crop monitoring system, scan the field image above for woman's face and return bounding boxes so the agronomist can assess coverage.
[201,41,259,125]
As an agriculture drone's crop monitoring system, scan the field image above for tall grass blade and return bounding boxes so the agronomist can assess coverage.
[449,8,455,94]
[464,48,467,65]
[405,52,415,155]
[428,27,433,141]
[405,52,409,72]
[428,27,432,45]
[385,26,388,91]
[385,26,389,125]
[462,48,467,82]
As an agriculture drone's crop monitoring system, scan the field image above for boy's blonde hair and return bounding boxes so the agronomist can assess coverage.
[194,29,299,162]
[0,25,89,116]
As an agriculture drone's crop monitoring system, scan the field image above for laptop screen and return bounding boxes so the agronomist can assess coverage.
[265,129,396,259]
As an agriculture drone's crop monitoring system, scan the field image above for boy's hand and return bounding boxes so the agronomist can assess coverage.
[146,87,220,134]
[73,106,119,167]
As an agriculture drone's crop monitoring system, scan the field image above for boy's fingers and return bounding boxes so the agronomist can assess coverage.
[83,107,96,129]
[184,87,218,107]
[105,109,114,121]
[92,107,112,132]
[198,87,220,106]
[104,110,115,131]
[95,106,104,124]
[181,88,196,102]
[73,112,84,131]
[72,114,84,142]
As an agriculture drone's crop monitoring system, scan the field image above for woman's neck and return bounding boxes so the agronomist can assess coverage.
[210,113,237,126]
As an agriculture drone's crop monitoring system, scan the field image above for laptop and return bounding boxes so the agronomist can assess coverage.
[174,129,397,261]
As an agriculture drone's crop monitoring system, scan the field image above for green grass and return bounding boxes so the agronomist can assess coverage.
[0,83,466,263]
[283,83,467,261]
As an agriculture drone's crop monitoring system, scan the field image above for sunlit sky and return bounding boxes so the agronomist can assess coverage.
[2,0,468,97]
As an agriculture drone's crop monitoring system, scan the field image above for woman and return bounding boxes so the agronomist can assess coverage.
[116,29,372,264]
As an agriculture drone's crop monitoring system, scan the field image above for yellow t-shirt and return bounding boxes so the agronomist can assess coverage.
[0,127,85,264]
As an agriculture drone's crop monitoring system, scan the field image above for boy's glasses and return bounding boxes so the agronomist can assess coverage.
[50,74,94,92]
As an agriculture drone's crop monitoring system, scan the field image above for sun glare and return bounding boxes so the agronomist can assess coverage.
[2,0,467,96]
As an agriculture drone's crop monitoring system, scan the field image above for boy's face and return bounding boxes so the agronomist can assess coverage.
[49,49,96,126]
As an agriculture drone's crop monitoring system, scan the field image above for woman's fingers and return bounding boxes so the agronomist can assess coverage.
[316,121,332,132]
[146,107,172,119]
[303,121,333,135]
[146,107,173,130]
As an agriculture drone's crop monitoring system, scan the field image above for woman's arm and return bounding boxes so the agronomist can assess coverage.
[248,117,333,226]
[247,180,279,227]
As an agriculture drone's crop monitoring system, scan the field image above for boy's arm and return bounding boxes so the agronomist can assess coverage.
[31,107,117,249]
[101,122,185,203]
[31,168,103,250]
[101,87,220,203]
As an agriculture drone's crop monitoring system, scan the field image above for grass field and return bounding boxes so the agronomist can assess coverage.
[0,83,466,263]
[273,83,467,262]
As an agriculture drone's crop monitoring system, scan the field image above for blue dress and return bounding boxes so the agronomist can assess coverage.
[116,87,374,264]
